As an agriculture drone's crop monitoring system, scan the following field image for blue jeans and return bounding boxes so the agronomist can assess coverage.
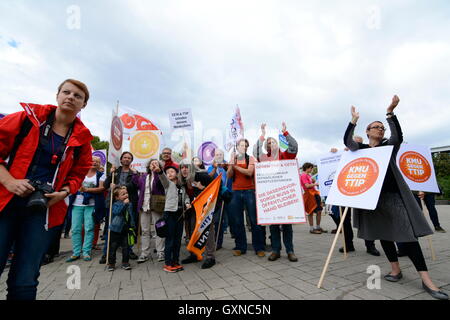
[270,224,294,254]
[71,205,95,257]
[229,189,265,253]
[0,197,53,300]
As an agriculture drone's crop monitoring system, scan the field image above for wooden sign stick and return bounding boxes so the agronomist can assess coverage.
[339,206,347,260]
[318,206,349,288]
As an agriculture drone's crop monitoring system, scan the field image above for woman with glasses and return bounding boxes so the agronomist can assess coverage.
[344,95,448,300]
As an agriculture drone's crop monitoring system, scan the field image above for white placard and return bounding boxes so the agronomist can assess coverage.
[169,108,194,131]
[326,146,393,210]
[317,151,343,197]
[396,144,440,193]
[108,108,123,167]
[255,160,306,225]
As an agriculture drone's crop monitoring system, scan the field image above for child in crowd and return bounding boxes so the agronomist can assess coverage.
[154,165,191,273]
[107,186,136,271]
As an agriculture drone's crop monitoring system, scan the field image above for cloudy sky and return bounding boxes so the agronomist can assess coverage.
[1,0,449,164]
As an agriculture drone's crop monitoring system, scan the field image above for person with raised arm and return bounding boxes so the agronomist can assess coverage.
[253,123,299,262]
[344,95,447,300]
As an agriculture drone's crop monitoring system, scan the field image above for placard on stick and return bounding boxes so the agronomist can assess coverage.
[396,144,440,193]
[326,146,393,210]
[255,160,306,225]
[317,151,343,197]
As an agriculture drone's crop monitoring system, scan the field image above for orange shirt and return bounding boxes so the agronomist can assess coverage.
[232,156,256,190]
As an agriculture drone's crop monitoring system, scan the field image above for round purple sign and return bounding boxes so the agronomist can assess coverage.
[198,141,218,165]
[92,150,107,167]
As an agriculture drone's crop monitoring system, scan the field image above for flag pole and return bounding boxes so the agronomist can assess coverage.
[105,100,119,270]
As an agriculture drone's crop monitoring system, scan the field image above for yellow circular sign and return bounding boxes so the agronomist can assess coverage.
[130,131,160,159]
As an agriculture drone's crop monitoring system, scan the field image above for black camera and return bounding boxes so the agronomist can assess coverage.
[26,180,54,211]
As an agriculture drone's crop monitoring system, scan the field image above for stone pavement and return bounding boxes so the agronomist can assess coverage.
[1,206,449,300]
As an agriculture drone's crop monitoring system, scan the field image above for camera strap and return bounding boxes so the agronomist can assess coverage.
[28,110,74,179]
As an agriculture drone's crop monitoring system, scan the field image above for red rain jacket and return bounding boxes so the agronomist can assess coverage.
[0,103,93,229]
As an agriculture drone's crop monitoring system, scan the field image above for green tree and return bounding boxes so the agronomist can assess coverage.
[91,136,109,151]
[432,152,450,200]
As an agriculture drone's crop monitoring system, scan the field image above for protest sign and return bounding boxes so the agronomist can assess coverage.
[396,144,440,193]
[255,160,306,225]
[326,146,393,210]
[92,149,107,167]
[225,106,244,152]
[129,130,162,173]
[119,106,160,140]
[317,151,343,197]
[108,107,123,167]
[198,141,218,165]
[169,108,194,131]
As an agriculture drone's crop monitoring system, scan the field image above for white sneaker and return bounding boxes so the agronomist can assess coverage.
[137,256,149,263]
[157,254,165,262]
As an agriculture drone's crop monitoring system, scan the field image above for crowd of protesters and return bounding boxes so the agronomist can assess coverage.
[0,80,447,300]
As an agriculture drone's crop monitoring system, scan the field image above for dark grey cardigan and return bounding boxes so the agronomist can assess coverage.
[344,115,433,242]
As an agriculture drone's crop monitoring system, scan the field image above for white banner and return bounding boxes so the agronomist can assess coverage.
[129,130,162,173]
[317,151,343,197]
[396,144,440,193]
[326,146,393,210]
[255,160,306,225]
[169,108,194,131]
[118,106,160,140]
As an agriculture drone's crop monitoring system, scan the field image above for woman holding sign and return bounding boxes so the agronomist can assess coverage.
[345,95,447,300]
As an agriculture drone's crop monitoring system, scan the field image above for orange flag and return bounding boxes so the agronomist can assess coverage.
[186,174,222,260]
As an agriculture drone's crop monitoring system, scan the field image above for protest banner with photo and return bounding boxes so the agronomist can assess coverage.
[92,149,107,167]
[187,174,222,260]
[108,107,123,167]
[325,146,393,210]
[317,151,343,197]
[396,144,440,193]
[169,108,194,131]
[255,160,306,225]
[129,130,162,173]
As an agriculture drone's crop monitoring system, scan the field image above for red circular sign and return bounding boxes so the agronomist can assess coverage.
[399,151,431,183]
[337,157,379,196]
[110,116,123,151]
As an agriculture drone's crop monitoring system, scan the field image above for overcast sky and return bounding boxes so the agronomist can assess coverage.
[1,0,449,164]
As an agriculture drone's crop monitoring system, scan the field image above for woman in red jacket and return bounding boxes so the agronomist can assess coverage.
[0,79,93,300]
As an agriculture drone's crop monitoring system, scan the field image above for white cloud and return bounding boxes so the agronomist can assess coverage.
[0,0,449,161]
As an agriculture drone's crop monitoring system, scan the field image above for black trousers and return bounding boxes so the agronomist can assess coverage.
[108,230,129,265]
[381,240,427,272]
[331,206,375,249]
[413,193,441,228]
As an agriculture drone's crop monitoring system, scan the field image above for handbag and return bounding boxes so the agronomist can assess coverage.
[150,194,166,213]
[155,216,168,238]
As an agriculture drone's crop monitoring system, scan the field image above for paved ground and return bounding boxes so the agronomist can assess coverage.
[1,206,449,300]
